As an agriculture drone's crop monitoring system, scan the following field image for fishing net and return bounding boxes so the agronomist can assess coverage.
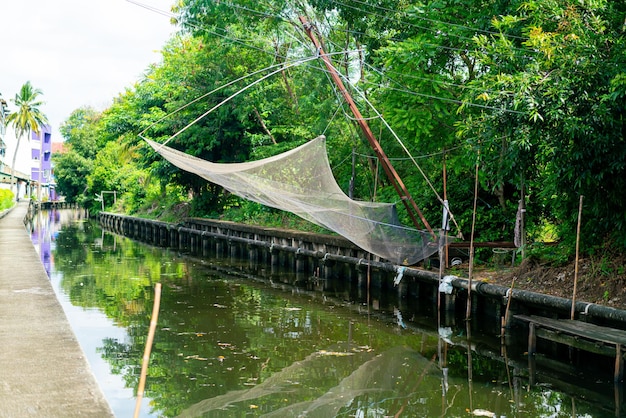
[145,135,443,265]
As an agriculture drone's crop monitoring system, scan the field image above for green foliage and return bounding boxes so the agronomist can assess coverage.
[219,198,331,233]
[132,183,189,222]
[54,107,103,204]
[87,141,154,214]
[457,0,626,252]
[0,189,14,210]
[59,107,101,158]
[53,150,93,204]
[6,81,48,139]
[526,242,570,266]
[55,0,626,262]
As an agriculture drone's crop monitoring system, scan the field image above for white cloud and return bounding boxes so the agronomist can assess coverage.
[1,0,175,142]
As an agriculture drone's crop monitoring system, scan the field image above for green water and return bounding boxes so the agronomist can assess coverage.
[31,209,621,417]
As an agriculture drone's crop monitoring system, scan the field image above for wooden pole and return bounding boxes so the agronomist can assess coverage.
[133,282,162,418]
[571,195,583,320]
[502,277,516,338]
[299,16,434,237]
[443,151,449,267]
[466,156,480,321]
[520,177,526,261]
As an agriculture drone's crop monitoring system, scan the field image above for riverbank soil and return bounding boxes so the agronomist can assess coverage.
[466,254,626,310]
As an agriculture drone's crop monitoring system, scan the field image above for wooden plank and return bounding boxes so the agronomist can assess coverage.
[517,314,626,384]
[534,328,616,357]
[515,315,626,347]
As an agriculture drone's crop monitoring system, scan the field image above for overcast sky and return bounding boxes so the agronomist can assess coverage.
[1,0,175,142]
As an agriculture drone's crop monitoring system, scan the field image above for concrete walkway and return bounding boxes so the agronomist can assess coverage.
[0,201,113,417]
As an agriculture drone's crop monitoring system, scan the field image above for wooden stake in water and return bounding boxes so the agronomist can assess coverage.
[133,282,162,418]
[466,155,480,321]
[571,196,583,320]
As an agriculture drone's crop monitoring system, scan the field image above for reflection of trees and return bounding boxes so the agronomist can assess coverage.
[99,338,140,388]
[53,221,607,417]
[54,222,93,268]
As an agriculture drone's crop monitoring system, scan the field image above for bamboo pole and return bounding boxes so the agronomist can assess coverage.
[571,195,584,320]
[133,282,162,418]
[299,16,434,236]
[443,151,449,268]
[502,277,516,339]
[466,156,480,321]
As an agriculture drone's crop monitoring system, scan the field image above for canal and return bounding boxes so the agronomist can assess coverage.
[28,208,621,417]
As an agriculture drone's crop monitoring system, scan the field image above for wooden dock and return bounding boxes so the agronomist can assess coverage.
[515,314,626,382]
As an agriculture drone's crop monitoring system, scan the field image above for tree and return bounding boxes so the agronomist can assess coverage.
[59,106,101,159]
[6,81,48,196]
[53,151,93,204]
[54,107,102,203]
[456,0,626,250]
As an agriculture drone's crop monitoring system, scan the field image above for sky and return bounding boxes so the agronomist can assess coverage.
[1,0,176,143]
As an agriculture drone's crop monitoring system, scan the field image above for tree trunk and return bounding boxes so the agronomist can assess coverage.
[253,107,277,144]
[274,40,298,113]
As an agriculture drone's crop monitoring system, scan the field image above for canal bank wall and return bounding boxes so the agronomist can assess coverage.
[99,212,626,333]
[0,201,113,417]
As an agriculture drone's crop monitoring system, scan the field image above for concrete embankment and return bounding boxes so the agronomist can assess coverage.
[0,201,113,417]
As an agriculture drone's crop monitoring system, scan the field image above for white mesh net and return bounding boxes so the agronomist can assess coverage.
[146,135,442,265]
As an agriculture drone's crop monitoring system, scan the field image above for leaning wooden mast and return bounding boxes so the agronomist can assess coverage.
[300,16,435,236]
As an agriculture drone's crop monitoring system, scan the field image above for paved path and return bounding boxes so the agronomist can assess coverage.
[0,201,113,417]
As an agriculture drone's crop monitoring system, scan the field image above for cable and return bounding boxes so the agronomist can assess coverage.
[128,0,537,112]
[319,56,463,233]
[322,104,342,136]
[126,0,177,20]
[144,51,358,150]
[353,143,466,162]
[361,62,525,115]
[320,30,520,113]
[327,0,530,50]
[129,0,512,232]
[139,60,299,139]
[310,22,526,115]
[334,0,527,41]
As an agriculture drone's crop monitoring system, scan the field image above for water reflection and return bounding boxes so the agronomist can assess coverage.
[26,207,65,276]
[28,209,622,417]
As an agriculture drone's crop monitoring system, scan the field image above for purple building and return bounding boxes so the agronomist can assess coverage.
[31,124,56,200]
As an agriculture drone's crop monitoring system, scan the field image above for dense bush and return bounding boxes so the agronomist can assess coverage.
[0,189,14,211]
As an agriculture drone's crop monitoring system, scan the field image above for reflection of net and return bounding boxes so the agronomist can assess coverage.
[177,345,440,418]
[146,136,442,265]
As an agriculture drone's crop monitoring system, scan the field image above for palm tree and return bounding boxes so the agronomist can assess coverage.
[6,81,48,197]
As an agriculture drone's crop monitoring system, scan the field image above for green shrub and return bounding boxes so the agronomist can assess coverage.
[0,189,15,211]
